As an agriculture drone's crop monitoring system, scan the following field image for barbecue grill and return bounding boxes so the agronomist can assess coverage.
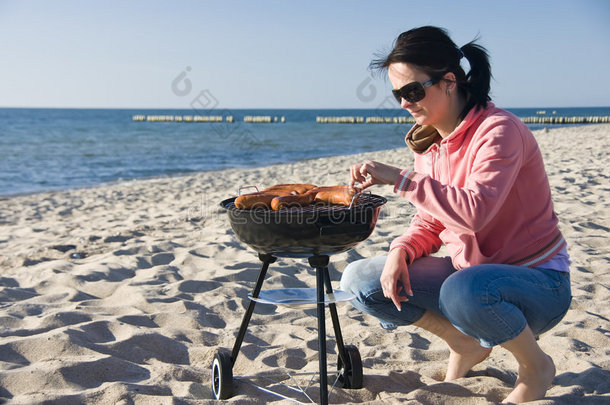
[212,191,386,404]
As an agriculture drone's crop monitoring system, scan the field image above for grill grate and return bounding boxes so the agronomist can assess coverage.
[224,193,386,214]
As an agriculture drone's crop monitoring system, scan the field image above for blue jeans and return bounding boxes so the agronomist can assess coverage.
[340,256,572,347]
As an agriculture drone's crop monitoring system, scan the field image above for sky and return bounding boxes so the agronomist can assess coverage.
[1,0,609,109]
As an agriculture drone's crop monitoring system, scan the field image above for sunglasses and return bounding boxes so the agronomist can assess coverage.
[392,78,440,104]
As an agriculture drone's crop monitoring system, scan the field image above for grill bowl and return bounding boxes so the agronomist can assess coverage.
[220,194,387,257]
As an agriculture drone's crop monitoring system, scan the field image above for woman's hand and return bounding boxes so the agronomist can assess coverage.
[380,249,413,311]
[349,160,402,190]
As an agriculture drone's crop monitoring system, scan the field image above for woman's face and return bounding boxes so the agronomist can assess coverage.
[388,62,449,127]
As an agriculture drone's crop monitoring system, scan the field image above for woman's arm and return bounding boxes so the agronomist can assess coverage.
[390,209,444,265]
[353,121,528,234]
[395,123,525,233]
[350,160,402,190]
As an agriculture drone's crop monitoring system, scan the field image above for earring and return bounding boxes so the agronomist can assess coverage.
[446,88,451,96]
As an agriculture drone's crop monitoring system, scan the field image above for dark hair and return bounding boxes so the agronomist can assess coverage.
[370,26,491,117]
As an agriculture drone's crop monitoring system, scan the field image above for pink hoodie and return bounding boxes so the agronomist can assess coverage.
[390,103,566,270]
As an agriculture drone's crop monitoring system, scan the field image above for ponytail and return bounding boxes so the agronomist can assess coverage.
[459,41,492,113]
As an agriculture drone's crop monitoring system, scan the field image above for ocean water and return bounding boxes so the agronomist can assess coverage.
[1,107,609,196]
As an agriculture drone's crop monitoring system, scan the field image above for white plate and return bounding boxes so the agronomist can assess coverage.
[249,288,355,306]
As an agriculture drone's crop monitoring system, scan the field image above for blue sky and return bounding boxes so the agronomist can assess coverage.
[1,0,608,109]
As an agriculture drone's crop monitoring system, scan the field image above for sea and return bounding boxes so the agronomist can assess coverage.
[1,107,609,196]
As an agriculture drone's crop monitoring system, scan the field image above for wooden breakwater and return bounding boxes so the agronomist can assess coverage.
[243,116,286,123]
[132,115,232,122]
[520,116,610,124]
[132,115,284,123]
[315,116,610,124]
[316,116,415,124]
[133,115,610,125]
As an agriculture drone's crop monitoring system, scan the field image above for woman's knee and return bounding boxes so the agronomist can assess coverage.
[439,266,490,321]
[341,256,432,328]
[340,256,385,294]
[339,260,361,294]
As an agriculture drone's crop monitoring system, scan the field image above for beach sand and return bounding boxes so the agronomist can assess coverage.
[1,124,609,404]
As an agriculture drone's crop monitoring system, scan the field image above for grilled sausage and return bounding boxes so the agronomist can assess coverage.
[313,186,358,206]
[270,192,316,210]
[234,193,277,209]
[263,183,317,195]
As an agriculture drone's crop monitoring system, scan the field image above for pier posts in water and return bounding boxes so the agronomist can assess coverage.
[315,116,416,124]
[313,116,610,124]
[520,116,610,124]
[133,115,610,125]
[132,115,285,123]
[243,116,286,123]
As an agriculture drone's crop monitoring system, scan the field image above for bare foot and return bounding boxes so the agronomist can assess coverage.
[444,335,492,381]
[502,354,555,403]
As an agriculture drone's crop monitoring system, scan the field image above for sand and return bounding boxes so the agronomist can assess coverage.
[1,124,609,404]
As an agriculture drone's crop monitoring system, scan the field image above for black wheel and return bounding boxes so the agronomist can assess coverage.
[212,350,233,399]
[337,344,363,389]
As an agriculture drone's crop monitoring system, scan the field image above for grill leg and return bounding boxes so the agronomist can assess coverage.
[230,253,276,366]
[322,266,348,369]
[309,255,330,405]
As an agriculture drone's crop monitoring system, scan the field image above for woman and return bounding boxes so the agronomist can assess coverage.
[341,26,571,404]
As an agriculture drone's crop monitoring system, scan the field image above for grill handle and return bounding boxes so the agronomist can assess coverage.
[238,185,259,195]
[319,223,372,236]
[348,190,370,209]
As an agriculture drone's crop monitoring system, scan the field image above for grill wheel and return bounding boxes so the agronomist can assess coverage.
[212,350,233,399]
[337,344,363,389]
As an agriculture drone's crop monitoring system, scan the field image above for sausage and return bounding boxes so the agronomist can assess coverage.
[263,188,295,197]
[263,183,317,195]
[270,192,316,210]
[234,192,277,209]
[313,186,358,206]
